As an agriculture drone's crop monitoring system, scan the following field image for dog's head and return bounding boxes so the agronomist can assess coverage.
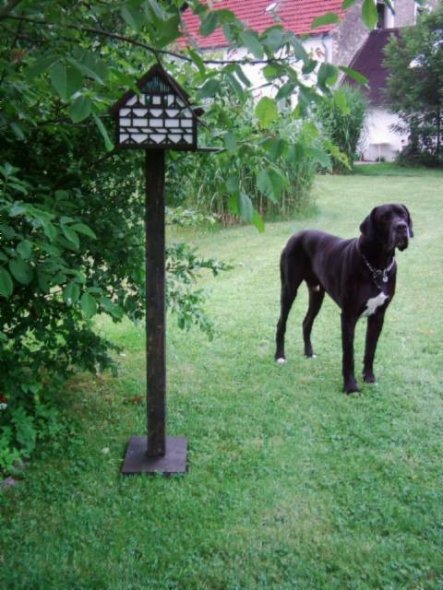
[360,204,414,252]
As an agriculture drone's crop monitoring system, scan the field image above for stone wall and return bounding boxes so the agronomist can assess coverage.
[331,1,367,67]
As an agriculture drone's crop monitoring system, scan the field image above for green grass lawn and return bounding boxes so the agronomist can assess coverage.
[1,167,442,590]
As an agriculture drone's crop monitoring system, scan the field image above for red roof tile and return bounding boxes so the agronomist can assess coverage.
[181,0,345,48]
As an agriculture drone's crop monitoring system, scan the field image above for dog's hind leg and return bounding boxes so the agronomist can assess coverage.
[275,253,303,363]
[303,287,325,357]
[275,284,297,363]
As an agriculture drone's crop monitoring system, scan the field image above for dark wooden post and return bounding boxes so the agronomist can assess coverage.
[145,150,166,457]
[114,65,193,475]
[121,149,187,474]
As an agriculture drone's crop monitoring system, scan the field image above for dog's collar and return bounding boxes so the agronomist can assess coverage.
[357,240,396,287]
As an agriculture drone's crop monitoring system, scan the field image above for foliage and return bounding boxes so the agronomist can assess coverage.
[316,86,367,173]
[0,0,398,470]
[168,97,330,221]
[166,241,233,339]
[0,1,228,471]
[384,6,443,166]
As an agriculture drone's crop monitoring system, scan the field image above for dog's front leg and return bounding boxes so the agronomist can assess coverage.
[341,313,359,393]
[363,311,385,383]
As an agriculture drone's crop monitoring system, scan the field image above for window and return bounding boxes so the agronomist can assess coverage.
[376,1,386,28]
[376,0,395,29]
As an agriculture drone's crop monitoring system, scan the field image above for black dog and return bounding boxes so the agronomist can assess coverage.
[275,204,413,393]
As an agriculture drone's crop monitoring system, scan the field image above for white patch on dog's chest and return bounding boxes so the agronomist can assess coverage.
[361,292,389,317]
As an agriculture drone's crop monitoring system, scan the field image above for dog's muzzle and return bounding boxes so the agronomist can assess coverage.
[394,221,410,250]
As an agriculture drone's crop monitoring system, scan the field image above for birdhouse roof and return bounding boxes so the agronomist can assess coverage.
[109,63,192,116]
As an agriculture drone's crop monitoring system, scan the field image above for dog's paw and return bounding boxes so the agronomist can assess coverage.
[363,373,377,384]
[344,380,360,395]
[276,357,287,365]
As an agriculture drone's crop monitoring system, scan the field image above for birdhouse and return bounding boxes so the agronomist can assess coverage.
[110,63,198,151]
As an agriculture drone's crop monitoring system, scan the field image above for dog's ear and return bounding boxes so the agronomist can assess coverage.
[400,204,414,238]
[359,208,377,237]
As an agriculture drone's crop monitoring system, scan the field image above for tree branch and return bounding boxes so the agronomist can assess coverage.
[2,13,296,67]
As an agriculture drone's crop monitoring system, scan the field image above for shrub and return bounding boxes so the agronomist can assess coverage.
[316,86,367,173]
[167,90,330,221]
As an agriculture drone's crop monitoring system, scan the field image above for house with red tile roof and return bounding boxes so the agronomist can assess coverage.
[181,0,439,161]
[181,0,345,49]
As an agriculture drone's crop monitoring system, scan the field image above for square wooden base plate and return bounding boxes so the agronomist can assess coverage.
[121,436,187,475]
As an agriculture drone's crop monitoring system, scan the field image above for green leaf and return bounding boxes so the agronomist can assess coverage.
[227,193,239,216]
[26,55,58,80]
[215,9,237,25]
[9,257,33,285]
[256,168,286,202]
[339,66,368,85]
[40,218,57,242]
[16,240,33,260]
[9,203,27,217]
[200,11,219,36]
[255,97,278,129]
[154,14,181,47]
[197,79,220,99]
[60,216,74,225]
[306,147,332,170]
[11,123,25,141]
[302,60,319,76]
[223,132,237,153]
[262,138,287,162]
[187,48,206,76]
[67,56,106,85]
[71,223,97,239]
[225,176,239,194]
[61,224,80,249]
[231,64,251,88]
[239,30,264,59]
[317,63,338,89]
[276,82,296,101]
[81,292,97,319]
[252,210,265,233]
[0,267,13,298]
[239,191,253,222]
[362,0,378,29]
[311,12,341,29]
[70,95,92,123]
[93,114,114,152]
[263,64,280,81]
[100,297,124,320]
[225,72,244,98]
[342,0,357,8]
[261,26,285,52]
[37,270,51,293]
[0,224,16,239]
[49,63,83,101]
[144,0,166,20]
[121,6,141,31]
[290,35,309,63]
[334,89,350,114]
[63,282,80,305]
